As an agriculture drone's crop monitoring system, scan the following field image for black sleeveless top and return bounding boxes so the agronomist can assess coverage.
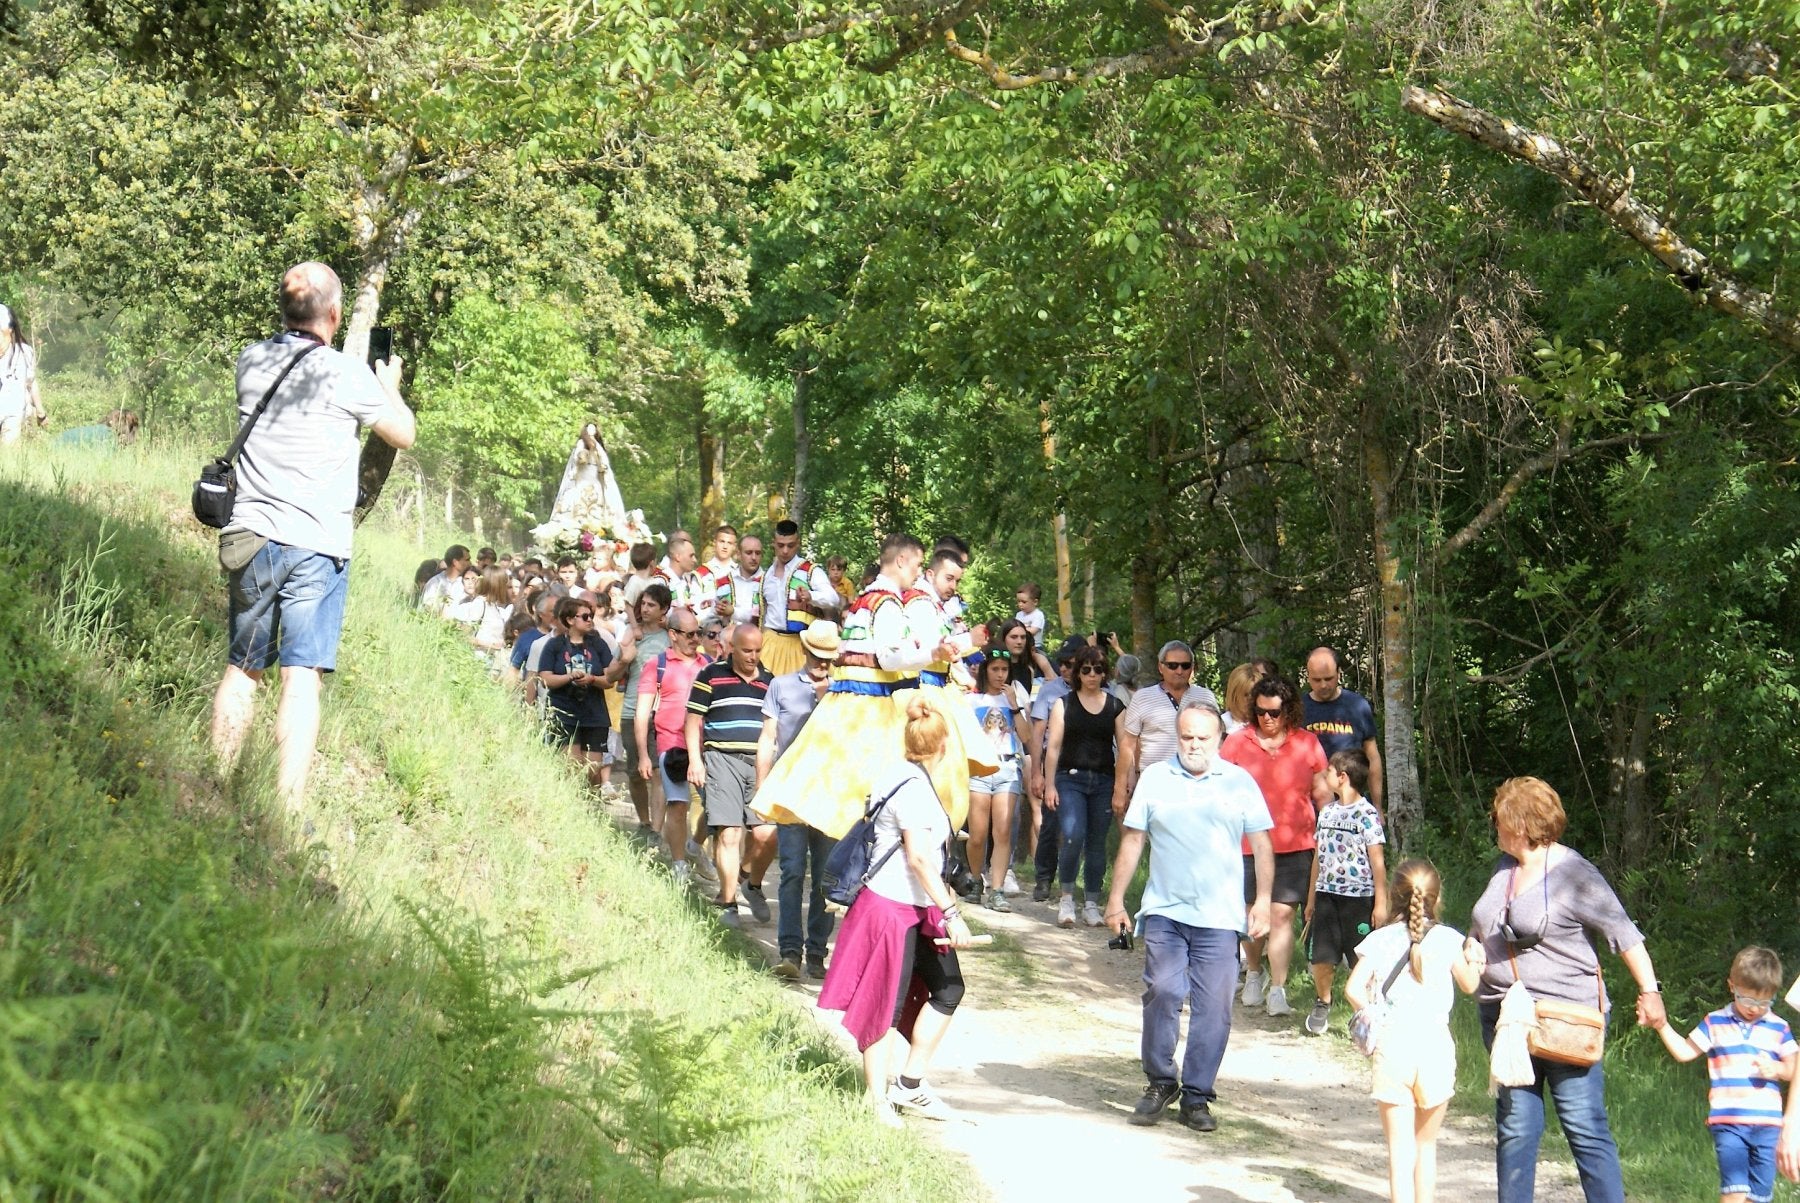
[1060,690,1124,772]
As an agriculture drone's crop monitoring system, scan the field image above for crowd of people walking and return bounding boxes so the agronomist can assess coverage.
[415,518,1800,1200]
[186,263,1798,1201]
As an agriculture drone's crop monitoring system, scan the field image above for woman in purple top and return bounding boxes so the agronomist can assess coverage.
[1467,776,1667,1203]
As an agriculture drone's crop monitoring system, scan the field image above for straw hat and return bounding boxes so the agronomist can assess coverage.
[800,620,842,660]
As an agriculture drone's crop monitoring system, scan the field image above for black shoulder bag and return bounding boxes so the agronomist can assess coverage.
[192,339,324,529]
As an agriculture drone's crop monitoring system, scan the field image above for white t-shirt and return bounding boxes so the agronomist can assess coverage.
[232,333,388,559]
[1354,922,1465,1027]
[0,343,37,421]
[864,761,949,908]
[1014,607,1046,639]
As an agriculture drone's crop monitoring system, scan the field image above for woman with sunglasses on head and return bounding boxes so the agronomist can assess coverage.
[1468,776,1665,1203]
[1042,644,1126,929]
[1220,675,1326,1019]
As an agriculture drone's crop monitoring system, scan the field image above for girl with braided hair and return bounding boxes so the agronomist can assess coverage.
[1346,859,1484,1203]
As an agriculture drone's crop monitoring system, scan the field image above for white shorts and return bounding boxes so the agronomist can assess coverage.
[1371,1024,1455,1109]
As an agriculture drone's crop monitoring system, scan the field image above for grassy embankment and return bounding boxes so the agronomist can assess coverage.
[0,438,978,1201]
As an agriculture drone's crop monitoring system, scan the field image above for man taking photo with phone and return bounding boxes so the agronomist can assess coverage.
[210,262,415,816]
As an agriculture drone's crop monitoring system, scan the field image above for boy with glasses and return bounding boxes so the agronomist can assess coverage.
[1652,947,1796,1203]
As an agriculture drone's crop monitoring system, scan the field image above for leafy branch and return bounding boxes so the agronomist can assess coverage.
[942,2,1317,90]
[1401,86,1800,355]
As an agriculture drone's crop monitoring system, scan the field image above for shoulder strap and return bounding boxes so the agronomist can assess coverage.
[226,340,323,464]
[1381,936,1417,997]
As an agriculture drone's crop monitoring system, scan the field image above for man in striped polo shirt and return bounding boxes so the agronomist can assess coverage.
[686,624,774,928]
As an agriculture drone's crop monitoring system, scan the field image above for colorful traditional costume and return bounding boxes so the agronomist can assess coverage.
[753,575,983,835]
[760,555,836,677]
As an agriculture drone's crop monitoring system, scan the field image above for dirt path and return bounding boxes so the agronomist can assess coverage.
[601,793,1581,1202]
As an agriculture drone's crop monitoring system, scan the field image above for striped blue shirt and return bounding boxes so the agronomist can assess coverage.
[1690,1006,1796,1126]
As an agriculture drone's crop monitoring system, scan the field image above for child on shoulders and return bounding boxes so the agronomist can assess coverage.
[1652,947,1796,1203]
[1345,859,1483,1203]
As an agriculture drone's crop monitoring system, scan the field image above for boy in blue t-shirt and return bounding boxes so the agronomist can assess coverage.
[1653,947,1797,1203]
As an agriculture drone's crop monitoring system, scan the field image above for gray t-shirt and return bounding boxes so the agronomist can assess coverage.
[1469,847,1644,1009]
[233,333,387,559]
[619,627,670,720]
[761,669,823,760]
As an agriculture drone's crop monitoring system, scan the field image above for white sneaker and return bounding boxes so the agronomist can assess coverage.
[1240,969,1266,1008]
[671,861,693,887]
[1266,985,1293,1017]
[871,1097,903,1129]
[687,840,720,884]
[1057,895,1077,928]
[1081,901,1105,928]
[1002,870,1021,896]
[888,1079,959,1121]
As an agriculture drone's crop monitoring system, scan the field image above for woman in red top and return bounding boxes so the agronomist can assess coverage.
[1220,675,1326,1020]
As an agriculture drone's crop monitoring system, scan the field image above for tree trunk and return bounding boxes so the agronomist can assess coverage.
[1130,550,1157,663]
[1083,553,1097,634]
[697,418,725,534]
[791,366,810,529]
[1364,435,1423,844]
[414,459,427,547]
[1614,692,1657,874]
[1039,398,1075,633]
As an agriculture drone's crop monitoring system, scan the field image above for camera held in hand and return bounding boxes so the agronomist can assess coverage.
[1107,928,1134,952]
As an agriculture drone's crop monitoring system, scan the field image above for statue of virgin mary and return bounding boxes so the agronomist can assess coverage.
[548,423,628,530]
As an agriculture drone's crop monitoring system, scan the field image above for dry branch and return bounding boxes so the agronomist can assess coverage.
[1401,86,1800,354]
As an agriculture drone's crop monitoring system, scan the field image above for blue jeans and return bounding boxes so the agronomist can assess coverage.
[777,823,837,959]
[227,540,351,671]
[1480,1004,1625,1203]
[1141,916,1238,1105]
[1054,769,1114,896]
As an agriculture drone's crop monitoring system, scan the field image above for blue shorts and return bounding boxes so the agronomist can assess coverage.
[1712,1123,1778,1202]
[227,540,351,672]
[969,758,1022,796]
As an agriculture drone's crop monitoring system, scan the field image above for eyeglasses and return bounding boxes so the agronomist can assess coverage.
[671,627,699,637]
[1254,705,1284,719]
[1078,665,1107,676]
[573,612,595,622]
[1161,660,1193,670]
[1732,990,1775,1009]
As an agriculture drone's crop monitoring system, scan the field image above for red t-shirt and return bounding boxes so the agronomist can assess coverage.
[637,651,712,755]
[1221,726,1327,854]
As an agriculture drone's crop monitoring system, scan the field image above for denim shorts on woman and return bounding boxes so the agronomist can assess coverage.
[969,757,1023,796]
[227,540,351,672]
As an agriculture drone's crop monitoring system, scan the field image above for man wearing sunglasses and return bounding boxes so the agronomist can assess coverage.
[1111,639,1221,822]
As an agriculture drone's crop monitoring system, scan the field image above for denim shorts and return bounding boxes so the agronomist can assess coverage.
[227,540,351,672]
[1712,1122,1778,1203]
[970,758,1022,796]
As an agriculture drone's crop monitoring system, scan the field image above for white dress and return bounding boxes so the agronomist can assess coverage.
[549,433,629,535]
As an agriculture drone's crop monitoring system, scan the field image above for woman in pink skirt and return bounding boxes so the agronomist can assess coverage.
[819,695,978,1125]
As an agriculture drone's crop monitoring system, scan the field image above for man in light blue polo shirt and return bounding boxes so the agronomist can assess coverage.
[1105,703,1273,1133]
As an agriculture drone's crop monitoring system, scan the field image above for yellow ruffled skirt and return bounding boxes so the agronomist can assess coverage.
[752,684,996,837]
[762,630,807,677]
